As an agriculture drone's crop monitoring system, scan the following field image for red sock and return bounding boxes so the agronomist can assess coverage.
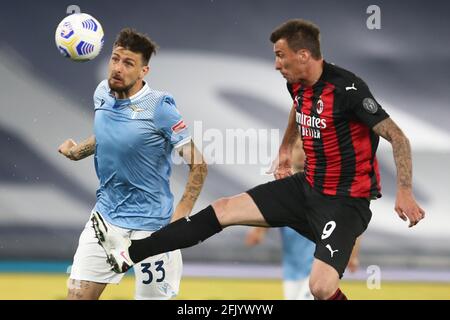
[327,288,348,300]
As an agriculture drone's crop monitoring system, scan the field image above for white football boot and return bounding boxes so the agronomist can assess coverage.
[91,211,134,273]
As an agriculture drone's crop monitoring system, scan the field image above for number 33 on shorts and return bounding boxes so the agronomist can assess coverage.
[134,250,183,300]
[140,260,165,284]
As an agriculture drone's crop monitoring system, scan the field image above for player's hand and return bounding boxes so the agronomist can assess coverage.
[346,256,360,273]
[267,152,292,180]
[58,139,77,160]
[395,188,425,228]
[275,164,293,180]
[245,227,267,246]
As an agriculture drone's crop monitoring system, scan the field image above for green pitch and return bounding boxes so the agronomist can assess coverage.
[0,274,448,300]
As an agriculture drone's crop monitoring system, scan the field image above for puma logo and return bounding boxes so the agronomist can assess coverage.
[345,83,357,91]
[326,244,339,258]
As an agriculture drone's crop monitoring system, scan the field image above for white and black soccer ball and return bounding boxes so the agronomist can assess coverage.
[55,13,104,61]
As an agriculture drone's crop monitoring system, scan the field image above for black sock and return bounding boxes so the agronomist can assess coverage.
[129,205,223,263]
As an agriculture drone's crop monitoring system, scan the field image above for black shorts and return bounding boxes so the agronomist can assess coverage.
[246,173,372,278]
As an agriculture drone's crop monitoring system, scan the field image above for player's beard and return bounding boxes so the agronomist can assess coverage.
[108,78,136,95]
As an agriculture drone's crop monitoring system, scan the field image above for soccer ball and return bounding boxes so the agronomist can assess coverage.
[55,13,104,61]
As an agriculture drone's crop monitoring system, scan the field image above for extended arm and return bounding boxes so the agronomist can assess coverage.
[171,140,208,222]
[372,118,425,227]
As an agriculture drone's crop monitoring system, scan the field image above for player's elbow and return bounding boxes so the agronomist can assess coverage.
[201,162,208,176]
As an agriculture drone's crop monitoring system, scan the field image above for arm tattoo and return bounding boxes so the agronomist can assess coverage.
[71,135,95,160]
[373,118,412,188]
[77,143,95,159]
[178,141,208,210]
[179,165,208,204]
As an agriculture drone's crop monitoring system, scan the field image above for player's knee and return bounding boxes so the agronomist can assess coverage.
[309,277,337,300]
[66,279,103,300]
[67,288,98,300]
[212,197,231,223]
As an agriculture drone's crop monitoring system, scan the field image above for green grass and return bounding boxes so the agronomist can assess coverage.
[0,273,448,300]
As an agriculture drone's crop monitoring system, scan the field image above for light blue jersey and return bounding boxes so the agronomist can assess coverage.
[93,80,191,231]
[280,227,315,280]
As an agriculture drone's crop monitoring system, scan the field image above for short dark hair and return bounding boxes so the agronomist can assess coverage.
[270,19,322,59]
[114,28,158,65]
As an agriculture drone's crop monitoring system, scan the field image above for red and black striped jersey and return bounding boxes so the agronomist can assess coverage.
[287,61,389,199]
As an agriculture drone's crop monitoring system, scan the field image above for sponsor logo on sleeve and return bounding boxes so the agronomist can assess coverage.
[362,97,378,114]
[171,120,187,133]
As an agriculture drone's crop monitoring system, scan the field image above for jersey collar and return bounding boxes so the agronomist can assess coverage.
[108,81,150,104]
[129,81,150,102]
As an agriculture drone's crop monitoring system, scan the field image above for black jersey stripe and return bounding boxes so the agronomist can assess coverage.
[336,121,356,197]
[369,130,382,198]
[310,83,327,193]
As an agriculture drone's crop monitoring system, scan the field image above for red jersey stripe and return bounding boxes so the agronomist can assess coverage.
[320,83,341,196]
[349,122,372,197]
[301,87,316,187]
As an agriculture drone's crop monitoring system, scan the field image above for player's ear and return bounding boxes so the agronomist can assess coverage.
[141,65,150,79]
[298,49,309,63]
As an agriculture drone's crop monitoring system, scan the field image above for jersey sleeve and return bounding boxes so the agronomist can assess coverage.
[346,78,389,128]
[154,95,191,148]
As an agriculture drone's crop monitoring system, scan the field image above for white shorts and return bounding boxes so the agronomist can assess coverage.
[69,214,183,300]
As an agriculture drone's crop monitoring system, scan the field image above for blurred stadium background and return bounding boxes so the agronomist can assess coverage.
[0,0,449,299]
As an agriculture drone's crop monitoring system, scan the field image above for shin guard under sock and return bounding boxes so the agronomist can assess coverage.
[129,205,223,263]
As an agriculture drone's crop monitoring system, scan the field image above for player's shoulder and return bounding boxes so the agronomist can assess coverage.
[323,61,368,91]
[148,88,173,100]
[96,79,109,91]
[286,82,301,98]
[144,87,177,109]
[93,79,114,109]
[94,79,110,97]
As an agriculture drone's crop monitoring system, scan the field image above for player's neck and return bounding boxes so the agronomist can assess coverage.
[301,59,324,87]
[116,81,144,99]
